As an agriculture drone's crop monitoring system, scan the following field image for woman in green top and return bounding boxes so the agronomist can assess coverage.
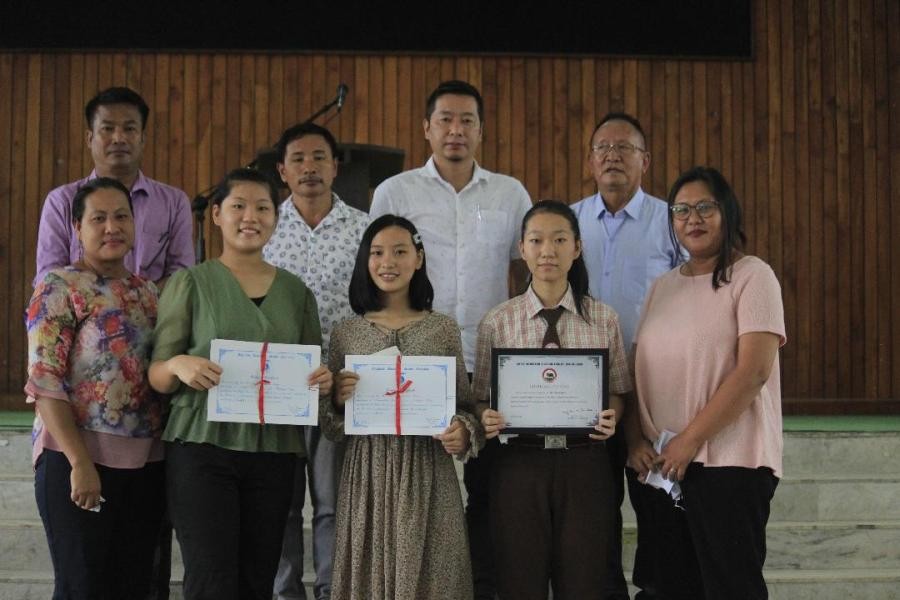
[149,168,333,600]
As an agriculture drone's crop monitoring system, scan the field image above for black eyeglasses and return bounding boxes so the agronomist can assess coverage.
[670,200,719,221]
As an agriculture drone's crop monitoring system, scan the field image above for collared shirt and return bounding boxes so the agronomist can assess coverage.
[571,188,679,349]
[471,285,632,405]
[371,156,532,371]
[34,170,195,286]
[263,193,370,355]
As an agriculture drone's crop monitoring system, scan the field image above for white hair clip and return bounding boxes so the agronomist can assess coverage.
[413,232,422,245]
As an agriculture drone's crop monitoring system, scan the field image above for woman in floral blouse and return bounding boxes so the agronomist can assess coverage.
[26,177,165,600]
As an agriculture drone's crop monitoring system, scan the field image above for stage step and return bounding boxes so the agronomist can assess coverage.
[15,471,886,524]
[0,570,196,600]
[5,518,897,573]
[766,568,900,600]
[2,428,899,599]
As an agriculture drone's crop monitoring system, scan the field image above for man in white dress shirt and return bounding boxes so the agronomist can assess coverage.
[370,80,532,600]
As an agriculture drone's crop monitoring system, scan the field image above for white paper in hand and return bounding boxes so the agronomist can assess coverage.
[643,429,683,502]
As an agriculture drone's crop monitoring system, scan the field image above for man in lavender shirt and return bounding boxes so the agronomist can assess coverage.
[33,86,194,600]
[34,86,194,290]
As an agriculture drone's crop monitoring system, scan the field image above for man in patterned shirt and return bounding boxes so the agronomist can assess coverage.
[263,122,370,600]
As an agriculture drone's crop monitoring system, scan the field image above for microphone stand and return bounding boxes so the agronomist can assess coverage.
[191,190,213,262]
[190,84,348,263]
[303,95,341,125]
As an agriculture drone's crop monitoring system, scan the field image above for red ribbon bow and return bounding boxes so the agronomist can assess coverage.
[255,342,271,425]
[384,355,412,436]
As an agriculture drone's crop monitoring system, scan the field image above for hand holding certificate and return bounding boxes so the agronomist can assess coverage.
[207,339,321,425]
[343,354,456,436]
[490,348,609,435]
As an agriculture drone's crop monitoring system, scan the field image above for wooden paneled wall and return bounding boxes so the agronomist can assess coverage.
[1,0,898,411]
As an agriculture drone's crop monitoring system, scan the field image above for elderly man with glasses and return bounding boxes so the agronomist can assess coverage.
[571,112,680,600]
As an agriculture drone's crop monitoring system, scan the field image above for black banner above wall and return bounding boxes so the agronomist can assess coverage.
[3,0,752,58]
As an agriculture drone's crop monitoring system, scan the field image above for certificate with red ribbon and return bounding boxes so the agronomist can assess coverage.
[343,354,456,436]
[206,339,321,425]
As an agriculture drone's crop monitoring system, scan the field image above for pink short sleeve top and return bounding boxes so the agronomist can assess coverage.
[634,256,786,477]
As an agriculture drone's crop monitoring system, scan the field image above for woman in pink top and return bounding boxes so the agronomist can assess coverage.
[626,167,786,600]
[26,178,164,600]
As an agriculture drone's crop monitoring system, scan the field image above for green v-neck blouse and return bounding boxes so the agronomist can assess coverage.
[152,260,322,454]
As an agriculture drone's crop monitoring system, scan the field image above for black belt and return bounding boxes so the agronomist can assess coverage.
[506,434,603,450]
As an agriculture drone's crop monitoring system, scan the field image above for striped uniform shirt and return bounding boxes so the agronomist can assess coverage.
[472,285,632,405]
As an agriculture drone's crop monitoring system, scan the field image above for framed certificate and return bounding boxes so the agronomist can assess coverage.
[207,339,321,426]
[344,355,456,436]
[490,348,608,435]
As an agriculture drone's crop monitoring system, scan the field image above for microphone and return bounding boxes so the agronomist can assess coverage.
[191,193,209,213]
[336,84,349,112]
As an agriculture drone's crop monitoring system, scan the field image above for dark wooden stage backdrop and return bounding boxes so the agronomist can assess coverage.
[0,0,898,412]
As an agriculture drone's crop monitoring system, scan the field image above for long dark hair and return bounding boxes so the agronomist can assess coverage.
[667,166,747,290]
[348,215,434,315]
[520,200,591,321]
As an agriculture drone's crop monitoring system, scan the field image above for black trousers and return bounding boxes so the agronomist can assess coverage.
[34,449,165,600]
[463,436,500,600]
[166,441,296,600]
[603,428,630,599]
[634,463,778,600]
[490,443,615,600]
[148,508,172,600]
[626,466,660,599]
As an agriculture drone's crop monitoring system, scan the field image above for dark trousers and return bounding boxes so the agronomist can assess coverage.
[166,441,296,600]
[603,429,630,599]
[34,449,165,600]
[464,435,500,600]
[148,511,172,600]
[626,466,660,599]
[636,463,778,600]
[490,443,614,600]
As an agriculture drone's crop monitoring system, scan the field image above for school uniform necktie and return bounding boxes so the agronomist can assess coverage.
[539,306,565,349]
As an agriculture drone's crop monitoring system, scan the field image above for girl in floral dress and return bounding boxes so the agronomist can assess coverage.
[323,215,482,600]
